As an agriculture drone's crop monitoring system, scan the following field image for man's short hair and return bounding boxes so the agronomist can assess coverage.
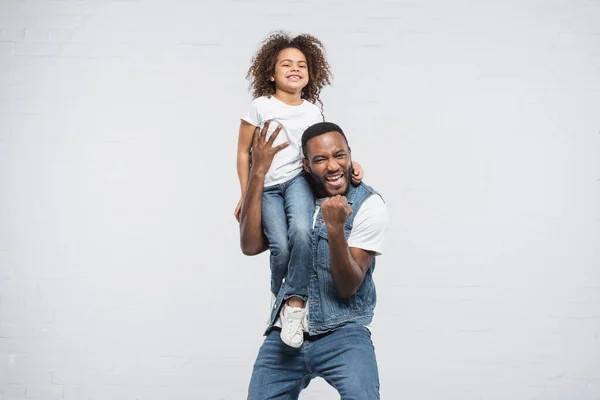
[301,122,349,159]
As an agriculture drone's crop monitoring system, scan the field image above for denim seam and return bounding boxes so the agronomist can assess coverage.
[315,373,340,396]
[309,313,373,333]
[303,344,312,374]
[283,373,312,400]
[283,293,308,302]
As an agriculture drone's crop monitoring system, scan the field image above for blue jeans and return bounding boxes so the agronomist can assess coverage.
[247,325,380,399]
[262,172,314,298]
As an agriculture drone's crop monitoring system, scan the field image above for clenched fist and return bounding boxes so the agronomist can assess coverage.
[321,195,353,230]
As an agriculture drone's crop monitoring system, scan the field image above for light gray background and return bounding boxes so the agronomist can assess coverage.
[1,0,600,399]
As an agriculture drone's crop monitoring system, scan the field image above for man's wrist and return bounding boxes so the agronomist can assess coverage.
[325,222,345,235]
[250,167,268,179]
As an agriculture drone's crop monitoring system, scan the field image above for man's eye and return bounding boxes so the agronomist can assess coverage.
[336,154,345,158]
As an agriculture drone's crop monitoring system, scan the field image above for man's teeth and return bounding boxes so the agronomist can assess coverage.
[326,174,343,181]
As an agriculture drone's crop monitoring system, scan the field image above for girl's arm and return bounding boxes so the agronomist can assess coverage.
[237,120,258,194]
[235,120,258,221]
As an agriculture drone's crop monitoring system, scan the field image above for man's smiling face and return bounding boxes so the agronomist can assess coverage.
[303,130,353,198]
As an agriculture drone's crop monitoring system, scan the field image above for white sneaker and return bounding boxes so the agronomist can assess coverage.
[280,305,306,348]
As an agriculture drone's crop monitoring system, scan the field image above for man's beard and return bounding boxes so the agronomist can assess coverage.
[306,163,354,198]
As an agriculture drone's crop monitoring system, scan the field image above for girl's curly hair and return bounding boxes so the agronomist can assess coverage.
[246,32,332,111]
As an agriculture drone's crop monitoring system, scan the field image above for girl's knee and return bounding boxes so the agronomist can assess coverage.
[288,222,311,241]
[270,239,291,260]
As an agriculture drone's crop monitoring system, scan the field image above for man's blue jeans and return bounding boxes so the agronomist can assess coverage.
[247,325,380,399]
[262,172,314,298]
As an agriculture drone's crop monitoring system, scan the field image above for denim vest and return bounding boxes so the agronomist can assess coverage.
[267,182,381,336]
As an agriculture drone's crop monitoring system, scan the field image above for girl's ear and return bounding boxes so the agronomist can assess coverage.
[269,76,275,81]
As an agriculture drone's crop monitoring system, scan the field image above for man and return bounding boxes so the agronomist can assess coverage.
[239,121,388,399]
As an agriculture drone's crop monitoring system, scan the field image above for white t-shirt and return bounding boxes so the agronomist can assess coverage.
[241,96,323,187]
[271,194,389,330]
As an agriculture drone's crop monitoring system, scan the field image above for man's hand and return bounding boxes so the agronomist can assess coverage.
[321,195,353,230]
[251,120,289,175]
[238,120,288,255]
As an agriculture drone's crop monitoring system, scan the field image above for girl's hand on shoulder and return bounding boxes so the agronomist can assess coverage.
[351,161,364,185]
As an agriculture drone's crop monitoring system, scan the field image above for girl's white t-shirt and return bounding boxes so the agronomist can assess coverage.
[242,96,323,187]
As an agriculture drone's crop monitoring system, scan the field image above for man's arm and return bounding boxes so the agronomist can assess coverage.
[327,227,375,299]
[239,167,269,255]
[320,195,375,298]
[239,121,288,255]
[322,194,388,299]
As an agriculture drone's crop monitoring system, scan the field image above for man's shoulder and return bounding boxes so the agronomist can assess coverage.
[351,183,387,221]
[357,181,378,194]
[347,183,388,254]
[357,191,386,215]
[354,182,384,204]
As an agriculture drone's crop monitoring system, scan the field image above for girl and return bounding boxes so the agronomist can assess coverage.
[235,32,363,347]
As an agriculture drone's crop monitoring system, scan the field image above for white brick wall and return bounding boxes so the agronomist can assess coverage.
[1,0,599,399]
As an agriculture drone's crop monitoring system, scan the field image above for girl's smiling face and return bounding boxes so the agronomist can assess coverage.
[271,47,309,94]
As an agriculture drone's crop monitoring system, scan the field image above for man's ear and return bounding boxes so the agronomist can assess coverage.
[302,158,311,173]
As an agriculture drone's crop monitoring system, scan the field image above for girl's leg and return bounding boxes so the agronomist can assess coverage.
[262,184,289,296]
[283,172,315,302]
